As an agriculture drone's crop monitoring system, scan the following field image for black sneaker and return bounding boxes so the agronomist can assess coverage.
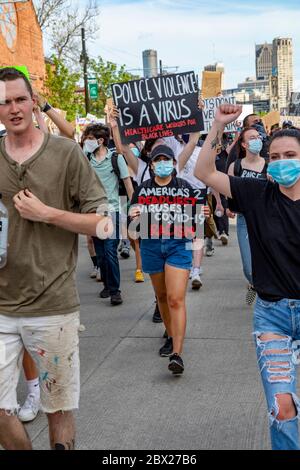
[152,303,163,323]
[99,288,110,299]
[111,292,123,306]
[168,353,184,375]
[163,329,168,339]
[159,337,173,357]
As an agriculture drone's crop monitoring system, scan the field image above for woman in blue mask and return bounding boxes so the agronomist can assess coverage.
[195,106,300,450]
[227,127,267,306]
[130,144,209,376]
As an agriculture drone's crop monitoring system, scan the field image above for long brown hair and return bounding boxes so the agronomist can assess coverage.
[236,127,257,159]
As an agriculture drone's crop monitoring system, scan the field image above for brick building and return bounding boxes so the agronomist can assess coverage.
[0,0,45,90]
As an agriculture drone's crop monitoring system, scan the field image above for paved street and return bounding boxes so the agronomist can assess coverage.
[19,228,275,450]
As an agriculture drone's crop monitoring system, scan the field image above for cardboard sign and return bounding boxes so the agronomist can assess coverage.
[262,111,280,131]
[202,97,254,133]
[203,96,236,133]
[201,71,222,99]
[112,72,204,144]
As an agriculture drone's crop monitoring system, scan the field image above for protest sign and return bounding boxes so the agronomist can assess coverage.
[202,97,254,133]
[201,71,222,99]
[262,111,280,132]
[280,115,300,128]
[130,185,207,240]
[203,96,236,133]
[289,93,300,116]
[112,71,204,144]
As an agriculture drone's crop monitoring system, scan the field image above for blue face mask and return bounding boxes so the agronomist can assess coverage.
[153,160,174,178]
[267,159,300,188]
[248,139,263,155]
[131,147,140,158]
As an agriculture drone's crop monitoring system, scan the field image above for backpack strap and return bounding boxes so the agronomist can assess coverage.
[111,152,121,180]
[233,159,242,177]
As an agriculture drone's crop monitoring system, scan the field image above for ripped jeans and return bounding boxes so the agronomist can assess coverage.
[254,297,300,450]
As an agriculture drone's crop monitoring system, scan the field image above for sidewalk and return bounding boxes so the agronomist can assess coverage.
[20,229,272,450]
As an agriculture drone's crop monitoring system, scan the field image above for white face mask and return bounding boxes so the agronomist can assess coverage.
[83,139,99,155]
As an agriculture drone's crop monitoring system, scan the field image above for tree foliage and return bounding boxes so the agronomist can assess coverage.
[44,56,139,119]
[88,57,139,116]
[45,57,84,121]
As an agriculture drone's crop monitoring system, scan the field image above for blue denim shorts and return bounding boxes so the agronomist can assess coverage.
[140,238,192,274]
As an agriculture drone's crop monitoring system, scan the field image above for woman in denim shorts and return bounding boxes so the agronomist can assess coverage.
[130,144,207,376]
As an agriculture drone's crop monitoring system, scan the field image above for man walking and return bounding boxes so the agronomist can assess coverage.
[0,68,108,450]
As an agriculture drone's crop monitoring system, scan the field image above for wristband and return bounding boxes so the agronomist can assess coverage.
[42,102,52,113]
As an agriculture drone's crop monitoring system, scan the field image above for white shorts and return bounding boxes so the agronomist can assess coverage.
[0,312,80,414]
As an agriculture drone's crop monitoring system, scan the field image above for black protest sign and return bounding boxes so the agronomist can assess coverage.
[112,72,204,144]
[130,186,207,240]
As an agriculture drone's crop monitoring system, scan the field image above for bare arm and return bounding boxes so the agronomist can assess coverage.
[108,106,139,175]
[227,162,235,177]
[194,105,243,198]
[45,107,75,139]
[177,132,201,172]
[34,91,75,139]
[13,189,110,237]
[123,176,134,200]
[34,108,48,133]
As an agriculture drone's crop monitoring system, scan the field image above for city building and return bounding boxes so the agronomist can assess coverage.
[0,0,45,90]
[142,49,158,78]
[256,43,273,80]
[272,37,293,111]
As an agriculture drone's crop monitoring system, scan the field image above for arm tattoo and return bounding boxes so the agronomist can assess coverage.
[210,131,222,151]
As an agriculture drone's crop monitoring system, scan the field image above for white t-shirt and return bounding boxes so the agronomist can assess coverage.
[179,146,206,190]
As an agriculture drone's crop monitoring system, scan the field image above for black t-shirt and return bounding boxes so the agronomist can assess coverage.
[229,176,300,301]
[226,138,270,172]
[130,177,207,240]
[233,158,268,180]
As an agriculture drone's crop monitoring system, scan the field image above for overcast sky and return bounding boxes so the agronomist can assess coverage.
[89,0,300,90]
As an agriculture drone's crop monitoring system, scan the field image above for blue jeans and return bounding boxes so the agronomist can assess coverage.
[93,213,120,295]
[237,214,252,285]
[254,297,300,450]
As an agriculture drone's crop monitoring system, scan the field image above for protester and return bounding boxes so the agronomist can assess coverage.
[129,144,209,375]
[226,113,269,170]
[227,127,268,305]
[81,123,134,305]
[0,67,108,450]
[195,103,300,451]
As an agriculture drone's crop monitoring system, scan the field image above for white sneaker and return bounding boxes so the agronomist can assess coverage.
[96,268,102,282]
[192,274,203,290]
[18,393,40,423]
[90,266,98,279]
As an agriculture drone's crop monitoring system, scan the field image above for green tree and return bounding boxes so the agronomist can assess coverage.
[88,57,139,116]
[45,56,84,120]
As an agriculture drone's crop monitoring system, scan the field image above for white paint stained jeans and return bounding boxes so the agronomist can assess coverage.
[254,297,300,450]
[0,312,80,414]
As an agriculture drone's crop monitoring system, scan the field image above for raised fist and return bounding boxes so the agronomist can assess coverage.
[215,104,243,126]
